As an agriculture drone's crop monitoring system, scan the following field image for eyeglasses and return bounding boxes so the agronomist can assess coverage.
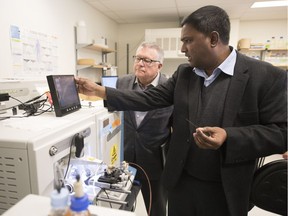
[133,56,160,66]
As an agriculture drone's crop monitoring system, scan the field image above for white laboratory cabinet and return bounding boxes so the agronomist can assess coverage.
[0,106,123,214]
[145,28,185,59]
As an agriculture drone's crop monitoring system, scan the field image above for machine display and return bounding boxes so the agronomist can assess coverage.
[101,76,118,89]
[47,75,81,117]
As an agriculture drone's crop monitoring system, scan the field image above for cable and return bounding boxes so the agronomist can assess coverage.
[90,168,104,197]
[9,96,25,106]
[94,188,113,208]
[32,99,53,116]
[32,104,53,116]
[23,98,48,117]
[0,92,48,112]
[0,96,25,111]
[129,178,137,212]
[103,189,113,208]
[128,162,152,216]
[23,94,43,104]
[0,96,51,119]
[64,133,79,180]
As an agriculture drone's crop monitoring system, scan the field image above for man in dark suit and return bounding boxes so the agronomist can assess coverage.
[76,5,287,216]
[116,42,173,216]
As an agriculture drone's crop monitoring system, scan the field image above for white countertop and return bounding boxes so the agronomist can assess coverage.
[2,193,147,216]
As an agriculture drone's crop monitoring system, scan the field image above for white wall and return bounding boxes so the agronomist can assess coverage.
[239,19,287,45]
[0,0,118,81]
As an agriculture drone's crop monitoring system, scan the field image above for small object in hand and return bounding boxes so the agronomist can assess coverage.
[186,119,211,137]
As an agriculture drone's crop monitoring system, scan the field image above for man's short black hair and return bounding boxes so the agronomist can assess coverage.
[181,5,230,45]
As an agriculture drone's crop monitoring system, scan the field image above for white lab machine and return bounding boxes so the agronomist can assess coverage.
[0,79,49,111]
[0,80,124,214]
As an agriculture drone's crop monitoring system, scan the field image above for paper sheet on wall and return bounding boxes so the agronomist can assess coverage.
[9,25,58,78]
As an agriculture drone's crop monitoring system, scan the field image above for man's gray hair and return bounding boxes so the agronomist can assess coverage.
[137,41,164,63]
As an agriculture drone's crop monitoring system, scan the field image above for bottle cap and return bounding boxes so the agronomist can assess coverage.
[50,187,70,209]
[70,193,90,212]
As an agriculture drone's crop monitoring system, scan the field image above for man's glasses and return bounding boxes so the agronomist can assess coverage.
[133,56,160,66]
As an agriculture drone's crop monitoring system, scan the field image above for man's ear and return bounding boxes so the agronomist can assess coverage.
[210,31,219,47]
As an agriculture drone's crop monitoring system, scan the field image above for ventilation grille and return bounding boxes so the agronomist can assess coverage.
[0,149,30,214]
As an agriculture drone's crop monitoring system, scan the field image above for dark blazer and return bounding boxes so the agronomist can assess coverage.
[105,52,287,216]
[116,73,173,180]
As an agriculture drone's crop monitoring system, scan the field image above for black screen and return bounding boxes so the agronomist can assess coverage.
[47,75,81,117]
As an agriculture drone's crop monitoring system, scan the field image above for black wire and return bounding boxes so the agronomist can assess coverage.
[128,162,152,216]
[0,94,51,120]
[9,96,25,106]
[31,99,53,116]
[3,96,51,118]
[64,133,79,180]
[0,96,25,111]
[103,189,113,208]
[94,190,100,206]
[0,92,48,112]
[94,188,112,208]
[22,98,48,117]
[129,178,137,212]
[32,106,52,116]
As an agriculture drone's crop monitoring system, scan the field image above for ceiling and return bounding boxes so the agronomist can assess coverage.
[83,0,287,24]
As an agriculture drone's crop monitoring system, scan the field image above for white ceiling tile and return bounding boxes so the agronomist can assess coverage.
[83,0,288,24]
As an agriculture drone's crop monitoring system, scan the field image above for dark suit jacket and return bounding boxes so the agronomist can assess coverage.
[105,52,287,216]
[116,73,173,180]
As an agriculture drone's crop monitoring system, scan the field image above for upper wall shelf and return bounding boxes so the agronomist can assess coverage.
[76,43,115,54]
[238,48,287,52]
[238,47,287,70]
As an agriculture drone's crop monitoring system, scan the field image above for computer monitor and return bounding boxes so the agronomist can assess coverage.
[101,76,118,89]
[46,75,81,117]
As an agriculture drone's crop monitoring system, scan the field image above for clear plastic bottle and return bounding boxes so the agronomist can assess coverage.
[270,36,276,49]
[278,36,285,49]
[49,186,70,216]
[69,174,91,216]
[265,39,271,50]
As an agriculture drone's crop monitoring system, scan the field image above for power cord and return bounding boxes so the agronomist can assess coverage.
[63,133,80,180]
[0,92,49,116]
[128,178,137,212]
[127,162,152,216]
